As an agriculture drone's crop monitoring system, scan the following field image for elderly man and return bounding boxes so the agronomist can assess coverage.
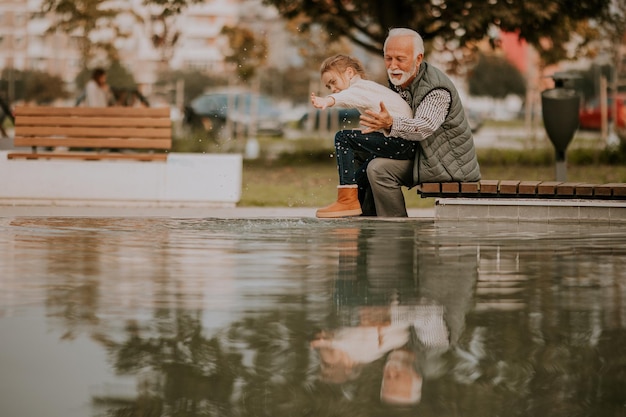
[359,28,481,217]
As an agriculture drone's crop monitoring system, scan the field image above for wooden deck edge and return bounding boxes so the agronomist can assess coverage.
[417,181,626,201]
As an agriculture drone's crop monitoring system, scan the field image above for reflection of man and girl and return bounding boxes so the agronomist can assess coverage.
[311,302,450,406]
[311,210,477,407]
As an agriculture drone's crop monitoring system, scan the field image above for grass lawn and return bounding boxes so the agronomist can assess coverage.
[241,161,340,207]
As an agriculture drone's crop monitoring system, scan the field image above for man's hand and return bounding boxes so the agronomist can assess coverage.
[360,101,393,134]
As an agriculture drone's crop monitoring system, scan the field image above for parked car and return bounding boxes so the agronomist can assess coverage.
[579,93,626,130]
[298,108,361,130]
[184,89,284,139]
[465,109,484,133]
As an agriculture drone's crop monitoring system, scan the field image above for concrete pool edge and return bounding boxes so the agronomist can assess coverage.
[3,200,626,223]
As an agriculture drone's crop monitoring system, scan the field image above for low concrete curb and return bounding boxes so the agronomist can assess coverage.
[435,198,626,223]
[1,151,242,207]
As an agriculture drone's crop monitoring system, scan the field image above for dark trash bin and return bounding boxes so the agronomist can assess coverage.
[541,73,581,181]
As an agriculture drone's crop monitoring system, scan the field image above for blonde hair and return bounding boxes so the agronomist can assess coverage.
[320,54,367,79]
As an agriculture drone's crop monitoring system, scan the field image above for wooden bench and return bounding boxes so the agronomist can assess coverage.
[417,180,626,200]
[7,106,171,161]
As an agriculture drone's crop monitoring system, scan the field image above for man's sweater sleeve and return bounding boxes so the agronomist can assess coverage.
[389,89,451,141]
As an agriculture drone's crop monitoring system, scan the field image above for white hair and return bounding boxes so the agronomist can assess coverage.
[384,28,424,59]
[380,370,423,405]
[380,350,423,406]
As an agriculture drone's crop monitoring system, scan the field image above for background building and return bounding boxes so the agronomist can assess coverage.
[0,0,292,101]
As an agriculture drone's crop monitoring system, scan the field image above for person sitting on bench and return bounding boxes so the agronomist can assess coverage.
[358,28,481,217]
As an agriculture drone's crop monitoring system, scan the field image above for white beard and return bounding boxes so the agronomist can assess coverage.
[387,62,417,87]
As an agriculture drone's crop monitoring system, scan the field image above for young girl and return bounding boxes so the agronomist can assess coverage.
[311,54,415,218]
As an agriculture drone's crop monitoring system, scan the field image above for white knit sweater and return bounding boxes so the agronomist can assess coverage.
[329,77,413,118]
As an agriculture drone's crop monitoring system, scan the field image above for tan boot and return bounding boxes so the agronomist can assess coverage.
[316,186,362,218]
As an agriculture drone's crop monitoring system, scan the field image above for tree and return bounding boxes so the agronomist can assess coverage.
[41,0,122,68]
[41,0,203,70]
[262,0,613,65]
[587,0,626,138]
[221,25,269,82]
[468,53,526,99]
[142,0,204,71]
[105,60,138,89]
[0,69,69,104]
[284,16,353,72]
[156,69,228,104]
[144,0,203,15]
[23,71,71,104]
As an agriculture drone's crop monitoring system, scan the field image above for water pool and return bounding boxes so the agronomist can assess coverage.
[0,217,625,417]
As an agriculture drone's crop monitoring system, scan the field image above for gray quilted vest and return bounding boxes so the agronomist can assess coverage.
[404,62,481,185]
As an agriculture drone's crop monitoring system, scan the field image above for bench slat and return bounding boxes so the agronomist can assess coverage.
[517,181,541,195]
[479,180,499,194]
[594,183,626,197]
[461,182,480,194]
[537,181,562,195]
[499,180,520,195]
[575,184,596,196]
[555,182,580,196]
[15,126,171,139]
[7,152,167,161]
[594,184,614,197]
[441,182,459,194]
[419,183,441,193]
[608,183,626,197]
[15,116,172,128]
[13,137,171,149]
[14,106,170,118]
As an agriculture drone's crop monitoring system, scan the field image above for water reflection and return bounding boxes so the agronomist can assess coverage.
[312,223,476,409]
[0,217,625,417]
